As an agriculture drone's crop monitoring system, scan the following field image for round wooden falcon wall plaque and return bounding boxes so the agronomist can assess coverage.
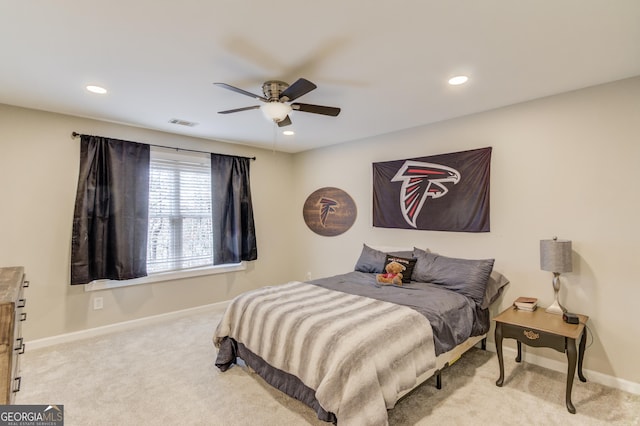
[303,187,357,236]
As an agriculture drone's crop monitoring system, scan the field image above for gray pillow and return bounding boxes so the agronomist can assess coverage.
[412,247,433,280]
[481,270,510,309]
[354,244,387,273]
[411,249,494,306]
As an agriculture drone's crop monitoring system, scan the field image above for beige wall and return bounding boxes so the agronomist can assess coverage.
[0,104,296,340]
[291,76,640,385]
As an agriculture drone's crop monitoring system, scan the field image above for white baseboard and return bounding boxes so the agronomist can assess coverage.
[26,301,230,351]
[486,345,640,395]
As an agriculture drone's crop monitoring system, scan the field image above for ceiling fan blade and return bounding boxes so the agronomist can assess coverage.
[213,83,268,102]
[218,105,261,114]
[279,78,317,102]
[277,115,292,127]
[292,103,341,117]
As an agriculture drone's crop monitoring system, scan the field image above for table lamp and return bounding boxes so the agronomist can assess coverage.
[540,237,573,315]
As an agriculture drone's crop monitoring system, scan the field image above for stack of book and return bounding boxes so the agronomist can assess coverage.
[513,297,538,311]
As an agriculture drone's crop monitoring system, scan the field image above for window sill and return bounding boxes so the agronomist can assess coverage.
[84,262,246,292]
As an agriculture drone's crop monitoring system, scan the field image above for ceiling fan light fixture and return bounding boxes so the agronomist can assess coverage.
[261,101,292,122]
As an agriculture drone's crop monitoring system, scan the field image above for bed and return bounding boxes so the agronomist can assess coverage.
[213,245,509,425]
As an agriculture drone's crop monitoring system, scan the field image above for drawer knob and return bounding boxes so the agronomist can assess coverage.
[524,330,540,340]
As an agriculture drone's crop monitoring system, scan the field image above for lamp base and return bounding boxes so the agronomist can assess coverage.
[545,299,566,315]
[546,272,567,315]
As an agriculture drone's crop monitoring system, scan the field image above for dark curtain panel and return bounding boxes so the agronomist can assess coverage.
[211,154,258,264]
[70,135,150,285]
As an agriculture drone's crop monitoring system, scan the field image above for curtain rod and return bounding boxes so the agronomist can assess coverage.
[71,132,256,161]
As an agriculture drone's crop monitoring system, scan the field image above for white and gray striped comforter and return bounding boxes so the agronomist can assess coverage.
[213,281,436,426]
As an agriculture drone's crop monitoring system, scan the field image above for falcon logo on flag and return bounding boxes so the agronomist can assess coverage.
[319,197,338,226]
[391,161,461,228]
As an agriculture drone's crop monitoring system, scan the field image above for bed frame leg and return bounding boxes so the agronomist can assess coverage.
[436,370,442,389]
[481,337,487,351]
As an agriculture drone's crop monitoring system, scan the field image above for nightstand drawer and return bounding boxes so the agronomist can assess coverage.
[501,323,566,352]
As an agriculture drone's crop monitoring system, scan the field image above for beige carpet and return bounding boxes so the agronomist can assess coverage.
[16,306,640,425]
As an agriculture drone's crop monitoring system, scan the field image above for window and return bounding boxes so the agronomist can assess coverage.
[74,135,256,291]
[147,148,213,274]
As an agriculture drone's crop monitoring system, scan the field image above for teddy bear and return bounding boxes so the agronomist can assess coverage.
[376,261,406,286]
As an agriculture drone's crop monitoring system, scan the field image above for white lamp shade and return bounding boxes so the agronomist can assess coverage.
[540,239,573,273]
[261,102,292,122]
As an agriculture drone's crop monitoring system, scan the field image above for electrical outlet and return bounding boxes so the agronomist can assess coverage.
[306,272,312,280]
[93,296,104,310]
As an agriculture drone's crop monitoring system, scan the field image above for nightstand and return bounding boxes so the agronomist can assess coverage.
[493,307,588,414]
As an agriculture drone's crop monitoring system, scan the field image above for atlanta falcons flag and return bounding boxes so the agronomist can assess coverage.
[373,147,491,232]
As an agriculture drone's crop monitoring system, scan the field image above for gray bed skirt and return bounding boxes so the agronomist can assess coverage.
[216,336,337,424]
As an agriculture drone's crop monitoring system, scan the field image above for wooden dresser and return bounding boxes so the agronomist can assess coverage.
[0,267,28,404]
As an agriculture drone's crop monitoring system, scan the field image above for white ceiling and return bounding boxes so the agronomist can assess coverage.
[1,1,639,153]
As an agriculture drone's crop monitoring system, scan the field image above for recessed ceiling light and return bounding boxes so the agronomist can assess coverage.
[86,85,107,94]
[283,130,295,136]
[448,75,469,86]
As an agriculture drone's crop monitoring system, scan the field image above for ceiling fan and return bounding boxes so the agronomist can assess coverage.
[214,78,341,127]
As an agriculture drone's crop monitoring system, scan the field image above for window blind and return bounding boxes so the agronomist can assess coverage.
[147,149,213,274]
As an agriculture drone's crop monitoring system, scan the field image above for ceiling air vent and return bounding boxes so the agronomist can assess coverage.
[169,118,198,127]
